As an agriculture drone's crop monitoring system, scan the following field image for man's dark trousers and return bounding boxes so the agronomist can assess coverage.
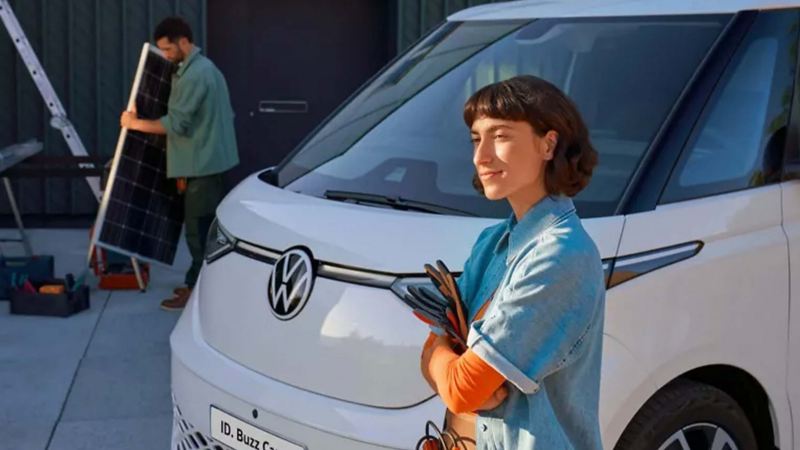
[183,173,225,288]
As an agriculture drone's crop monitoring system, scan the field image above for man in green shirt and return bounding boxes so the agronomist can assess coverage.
[120,17,239,310]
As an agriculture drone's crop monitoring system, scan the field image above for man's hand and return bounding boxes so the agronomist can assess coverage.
[119,106,167,135]
[476,385,508,411]
[120,108,139,130]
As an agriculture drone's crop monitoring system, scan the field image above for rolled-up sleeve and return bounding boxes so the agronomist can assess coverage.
[160,74,208,137]
[467,234,603,395]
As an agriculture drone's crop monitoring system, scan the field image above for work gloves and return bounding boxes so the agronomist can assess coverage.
[400,260,469,351]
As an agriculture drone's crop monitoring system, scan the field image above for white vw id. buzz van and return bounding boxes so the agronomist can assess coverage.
[170,1,800,449]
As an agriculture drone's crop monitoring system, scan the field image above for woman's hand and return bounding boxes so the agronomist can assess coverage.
[421,334,461,390]
[420,333,440,391]
[476,385,508,411]
[421,334,455,390]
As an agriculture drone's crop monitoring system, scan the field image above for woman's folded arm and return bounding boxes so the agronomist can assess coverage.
[427,339,506,414]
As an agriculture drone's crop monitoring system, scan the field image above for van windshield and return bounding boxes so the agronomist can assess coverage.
[272,15,729,218]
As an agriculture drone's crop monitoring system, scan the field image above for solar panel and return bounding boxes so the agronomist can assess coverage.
[91,43,183,266]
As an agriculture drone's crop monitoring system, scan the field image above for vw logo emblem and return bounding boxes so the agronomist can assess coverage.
[267,247,315,320]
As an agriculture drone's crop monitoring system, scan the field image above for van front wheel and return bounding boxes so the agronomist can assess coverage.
[614,379,757,450]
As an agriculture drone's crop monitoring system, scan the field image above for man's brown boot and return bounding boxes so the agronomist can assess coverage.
[161,288,191,311]
[173,286,191,297]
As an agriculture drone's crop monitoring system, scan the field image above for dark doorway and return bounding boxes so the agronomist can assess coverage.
[207,0,394,187]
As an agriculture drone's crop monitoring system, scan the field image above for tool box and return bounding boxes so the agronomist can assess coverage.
[88,226,149,291]
[90,245,149,290]
[0,255,55,300]
[9,276,90,317]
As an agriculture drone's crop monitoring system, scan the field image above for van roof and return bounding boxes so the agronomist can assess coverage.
[449,0,800,21]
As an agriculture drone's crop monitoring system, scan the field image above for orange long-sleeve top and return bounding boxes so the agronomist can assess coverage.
[423,333,506,414]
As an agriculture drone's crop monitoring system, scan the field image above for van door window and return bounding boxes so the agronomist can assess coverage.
[661,11,798,203]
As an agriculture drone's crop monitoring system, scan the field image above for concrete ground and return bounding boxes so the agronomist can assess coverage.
[0,228,191,450]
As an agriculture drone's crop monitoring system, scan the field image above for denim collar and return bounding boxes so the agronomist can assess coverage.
[494,195,576,265]
[176,46,202,77]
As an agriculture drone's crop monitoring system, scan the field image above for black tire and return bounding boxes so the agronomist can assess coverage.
[614,379,758,450]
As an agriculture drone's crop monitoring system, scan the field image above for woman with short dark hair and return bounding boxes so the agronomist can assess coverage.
[418,75,605,449]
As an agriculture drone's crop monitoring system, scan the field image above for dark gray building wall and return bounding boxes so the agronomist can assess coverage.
[0,0,206,225]
[0,0,500,225]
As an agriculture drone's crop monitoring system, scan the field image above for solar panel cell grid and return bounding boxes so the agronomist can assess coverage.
[92,44,184,266]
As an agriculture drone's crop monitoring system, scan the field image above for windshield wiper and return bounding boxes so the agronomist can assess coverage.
[323,190,475,217]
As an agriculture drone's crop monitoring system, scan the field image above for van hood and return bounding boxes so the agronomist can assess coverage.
[217,173,621,272]
[217,174,500,273]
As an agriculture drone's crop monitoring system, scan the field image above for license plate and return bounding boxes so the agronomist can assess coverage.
[210,407,304,450]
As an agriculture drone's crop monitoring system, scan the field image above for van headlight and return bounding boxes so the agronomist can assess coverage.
[205,218,236,263]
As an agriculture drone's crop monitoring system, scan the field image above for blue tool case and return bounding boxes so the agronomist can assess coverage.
[0,255,55,300]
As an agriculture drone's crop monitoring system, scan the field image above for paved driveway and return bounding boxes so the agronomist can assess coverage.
[0,228,190,450]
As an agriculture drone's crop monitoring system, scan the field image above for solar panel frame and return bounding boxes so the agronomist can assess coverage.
[90,43,183,266]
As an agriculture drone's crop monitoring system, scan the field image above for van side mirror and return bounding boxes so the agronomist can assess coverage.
[258,166,278,186]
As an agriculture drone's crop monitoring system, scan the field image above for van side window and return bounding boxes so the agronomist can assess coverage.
[661,11,798,203]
